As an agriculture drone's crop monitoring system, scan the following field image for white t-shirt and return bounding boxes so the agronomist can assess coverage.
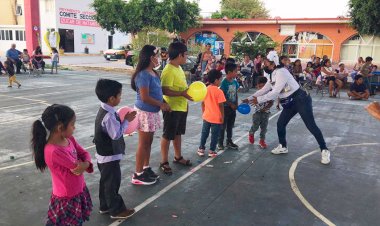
[248,68,300,103]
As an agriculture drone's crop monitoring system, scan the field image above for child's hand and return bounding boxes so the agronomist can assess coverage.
[71,161,90,175]
[230,103,237,110]
[182,89,194,101]
[124,111,137,122]
[160,103,171,112]
[276,103,281,110]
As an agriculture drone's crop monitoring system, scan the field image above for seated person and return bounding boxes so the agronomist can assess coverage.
[335,62,349,84]
[372,65,378,73]
[347,75,369,100]
[321,59,342,97]
[32,46,45,70]
[21,49,32,71]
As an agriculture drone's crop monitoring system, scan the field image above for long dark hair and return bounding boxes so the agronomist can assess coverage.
[31,104,75,172]
[131,45,157,91]
[35,46,42,54]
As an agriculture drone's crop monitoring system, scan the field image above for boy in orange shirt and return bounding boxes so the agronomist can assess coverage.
[197,69,226,157]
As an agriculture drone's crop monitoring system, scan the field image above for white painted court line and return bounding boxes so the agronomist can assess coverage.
[0,144,96,172]
[289,143,380,226]
[108,110,283,226]
[0,102,43,110]
[0,94,49,106]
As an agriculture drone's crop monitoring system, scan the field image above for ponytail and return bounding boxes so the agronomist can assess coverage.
[30,104,75,172]
[31,120,47,172]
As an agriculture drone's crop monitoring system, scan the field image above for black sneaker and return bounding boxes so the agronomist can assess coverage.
[226,141,239,149]
[143,167,160,180]
[217,143,225,150]
[131,171,157,185]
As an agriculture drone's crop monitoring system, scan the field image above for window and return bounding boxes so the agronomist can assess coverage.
[0,30,13,40]
[340,34,380,62]
[16,5,23,16]
[282,32,333,60]
[15,30,25,41]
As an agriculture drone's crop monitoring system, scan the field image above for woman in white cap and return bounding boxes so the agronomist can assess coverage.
[245,57,331,165]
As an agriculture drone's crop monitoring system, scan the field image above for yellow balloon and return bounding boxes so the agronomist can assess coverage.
[187,81,207,102]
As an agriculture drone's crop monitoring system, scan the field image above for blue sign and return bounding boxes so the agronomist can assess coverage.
[195,34,217,54]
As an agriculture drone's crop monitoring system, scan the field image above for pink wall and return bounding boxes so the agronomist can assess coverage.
[24,0,40,53]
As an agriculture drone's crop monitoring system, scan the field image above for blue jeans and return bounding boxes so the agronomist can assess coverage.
[199,120,221,151]
[277,89,327,151]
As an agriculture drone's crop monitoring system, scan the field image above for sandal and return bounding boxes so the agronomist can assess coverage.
[159,162,172,175]
[173,156,192,166]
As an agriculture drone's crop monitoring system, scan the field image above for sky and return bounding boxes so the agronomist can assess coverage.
[198,0,350,18]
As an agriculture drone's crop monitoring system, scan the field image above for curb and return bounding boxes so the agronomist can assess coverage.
[61,65,135,74]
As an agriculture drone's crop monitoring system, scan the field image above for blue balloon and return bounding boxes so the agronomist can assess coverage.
[237,103,251,115]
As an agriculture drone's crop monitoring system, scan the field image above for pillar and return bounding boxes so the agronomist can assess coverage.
[24,0,40,53]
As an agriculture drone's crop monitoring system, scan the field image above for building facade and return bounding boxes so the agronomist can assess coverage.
[181,18,380,64]
[0,0,131,55]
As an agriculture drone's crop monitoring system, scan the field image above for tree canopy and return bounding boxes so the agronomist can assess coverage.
[211,0,269,19]
[231,31,277,61]
[92,0,200,35]
[349,0,380,35]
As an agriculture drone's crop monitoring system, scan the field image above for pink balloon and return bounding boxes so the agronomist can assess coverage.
[117,106,138,134]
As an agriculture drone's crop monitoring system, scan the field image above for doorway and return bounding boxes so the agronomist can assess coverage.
[58,29,75,52]
[108,35,113,49]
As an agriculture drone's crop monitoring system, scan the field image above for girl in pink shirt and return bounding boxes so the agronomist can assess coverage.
[31,104,93,226]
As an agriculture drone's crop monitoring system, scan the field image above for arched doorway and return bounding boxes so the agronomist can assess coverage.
[186,30,224,56]
[340,34,380,63]
[282,32,333,61]
[230,31,275,58]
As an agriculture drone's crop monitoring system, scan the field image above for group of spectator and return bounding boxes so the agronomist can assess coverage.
[0,43,46,75]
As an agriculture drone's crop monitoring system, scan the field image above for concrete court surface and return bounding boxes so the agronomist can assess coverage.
[0,70,379,226]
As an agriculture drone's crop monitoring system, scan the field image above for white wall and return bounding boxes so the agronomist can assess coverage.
[112,31,132,48]
[54,0,109,54]
[39,0,57,54]
[0,26,26,56]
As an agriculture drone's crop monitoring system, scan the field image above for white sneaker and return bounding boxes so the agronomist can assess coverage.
[271,144,288,154]
[321,149,331,165]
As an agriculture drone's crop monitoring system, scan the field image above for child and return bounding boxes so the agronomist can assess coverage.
[197,69,226,157]
[51,47,59,74]
[303,62,314,80]
[246,77,273,148]
[94,79,136,219]
[218,63,240,150]
[4,61,21,88]
[21,49,32,71]
[31,104,93,226]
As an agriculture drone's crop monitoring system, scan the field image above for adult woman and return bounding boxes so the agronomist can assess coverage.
[246,59,330,165]
[131,45,171,185]
[292,59,303,82]
[32,46,45,70]
[351,57,364,79]
[253,54,262,75]
[200,43,213,74]
[240,54,254,86]
[321,59,342,97]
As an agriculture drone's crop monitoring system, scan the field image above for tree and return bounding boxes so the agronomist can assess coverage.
[158,0,200,33]
[349,0,380,35]
[92,0,200,35]
[231,31,277,61]
[211,0,269,19]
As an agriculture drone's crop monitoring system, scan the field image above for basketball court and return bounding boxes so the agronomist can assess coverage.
[0,71,379,226]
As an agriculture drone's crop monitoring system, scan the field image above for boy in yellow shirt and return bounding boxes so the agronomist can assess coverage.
[160,42,193,175]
